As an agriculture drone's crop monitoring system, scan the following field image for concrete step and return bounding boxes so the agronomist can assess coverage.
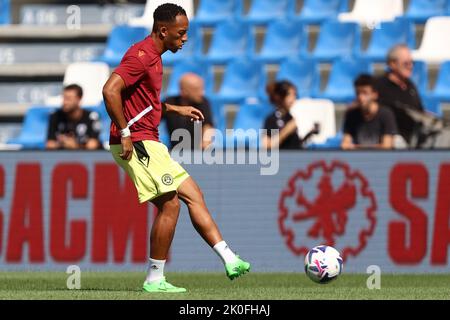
[19,4,143,26]
[0,43,105,64]
[0,63,69,76]
[0,24,112,40]
[0,82,62,104]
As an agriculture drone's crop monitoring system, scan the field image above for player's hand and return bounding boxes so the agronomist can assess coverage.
[178,106,205,122]
[120,136,133,160]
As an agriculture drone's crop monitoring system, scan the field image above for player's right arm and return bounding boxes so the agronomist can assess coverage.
[102,73,133,160]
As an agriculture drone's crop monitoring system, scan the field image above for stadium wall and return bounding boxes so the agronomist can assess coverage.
[0,151,449,273]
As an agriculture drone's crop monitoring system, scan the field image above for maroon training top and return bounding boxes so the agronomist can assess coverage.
[109,36,163,144]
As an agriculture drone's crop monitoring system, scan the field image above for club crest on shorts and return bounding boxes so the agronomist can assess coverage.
[161,174,174,186]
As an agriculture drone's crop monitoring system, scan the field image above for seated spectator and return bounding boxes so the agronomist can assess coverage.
[377,44,424,146]
[46,84,101,150]
[163,73,214,150]
[262,80,302,150]
[341,74,398,150]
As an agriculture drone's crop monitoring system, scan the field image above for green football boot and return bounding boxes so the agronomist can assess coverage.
[142,277,187,293]
[225,256,251,280]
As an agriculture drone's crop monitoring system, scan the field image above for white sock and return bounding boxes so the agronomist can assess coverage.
[145,258,165,283]
[213,240,238,264]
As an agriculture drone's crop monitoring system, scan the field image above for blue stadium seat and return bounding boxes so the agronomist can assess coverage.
[428,61,450,102]
[276,57,318,98]
[296,0,348,24]
[360,18,415,62]
[421,95,443,117]
[304,20,361,62]
[405,0,447,23]
[165,59,211,97]
[412,60,428,94]
[214,59,266,104]
[162,22,202,66]
[0,0,10,24]
[194,0,243,26]
[308,133,343,149]
[8,106,56,149]
[208,97,227,134]
[158,119,171,148]
[245,0,296,24]
[202,19,252,64]
[313,58,370,103]
[254,19,307,63]
[231,102,273,149]
[233,102,272,131]
[193,97,230,149]
[97,25,148,67]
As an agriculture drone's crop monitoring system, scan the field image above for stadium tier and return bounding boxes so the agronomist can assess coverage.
[1,0,450,150]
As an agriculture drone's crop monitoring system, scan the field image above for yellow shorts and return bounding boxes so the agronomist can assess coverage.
[110,140,189,203]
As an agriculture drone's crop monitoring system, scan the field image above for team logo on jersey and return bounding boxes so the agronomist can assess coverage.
[162,174,174,186]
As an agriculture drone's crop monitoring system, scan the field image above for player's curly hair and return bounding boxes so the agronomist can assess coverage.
[152,3,187,32]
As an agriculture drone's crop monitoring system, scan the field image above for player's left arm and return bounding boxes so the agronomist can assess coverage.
[163,103,204,122]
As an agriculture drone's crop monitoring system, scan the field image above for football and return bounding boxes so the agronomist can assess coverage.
[304,245,343,284]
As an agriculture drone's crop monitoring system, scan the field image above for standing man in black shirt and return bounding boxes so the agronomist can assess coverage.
[46,84,101,150]
[163,73,214,150]
[377,44,424,146]
[342,75,398,150]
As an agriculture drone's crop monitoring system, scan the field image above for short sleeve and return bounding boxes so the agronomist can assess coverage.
[113,55,146,88]
[47,112,58,141]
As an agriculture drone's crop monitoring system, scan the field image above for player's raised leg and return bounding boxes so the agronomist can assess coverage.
[177,177,251,280]
[142,191,186,293]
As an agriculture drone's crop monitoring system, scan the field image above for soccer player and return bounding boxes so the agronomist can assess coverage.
[102,3,250,293]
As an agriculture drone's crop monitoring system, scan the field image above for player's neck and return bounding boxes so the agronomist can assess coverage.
[150,33,165,55]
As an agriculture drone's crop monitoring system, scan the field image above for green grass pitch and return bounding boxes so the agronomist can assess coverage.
[0,272,449,300]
